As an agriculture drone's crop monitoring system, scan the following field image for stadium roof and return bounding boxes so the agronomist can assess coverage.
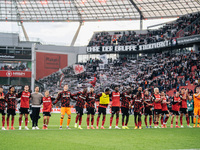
[0,0,200,22]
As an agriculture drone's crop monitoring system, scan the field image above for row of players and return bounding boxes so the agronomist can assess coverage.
[0,84,200,130]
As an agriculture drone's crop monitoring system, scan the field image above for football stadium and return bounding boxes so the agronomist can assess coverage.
[0,0,200,150]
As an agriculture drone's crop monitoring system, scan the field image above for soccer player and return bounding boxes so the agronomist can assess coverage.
[160,91,170,128]
[144,90,153,128]
[73,88,88,129]
[96,88,110,129]
[193,86,200,128]
[86,87,96,129]
[42,90,53,129]
[53,84,74,129]
[5,86,17,130]
[179,88,192,128]
[152,88,163,128]
[120,88,132,129]
[0,86,6,130]
[30,86,43,130]
[17,85,31,130]
[187,96,194,123]
[109,86,121,129]
[170,91,181,128]
[133,90,144,129]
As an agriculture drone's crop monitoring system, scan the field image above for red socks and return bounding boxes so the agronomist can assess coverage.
[116,117,119,126]
[96,116,100,127]
[75,115,79,124]
[19,116,22,126]
[91,117,94,126]
[79,116,82,126]
[164,116,169,124]
[25,118,28,126]
[149,117,152,126]
[145,117,147,126]
[11,116,14,127]
[87,117,90,126]
[161,116,164,125]
[102,116,106,126]
[2,116,5,127]
[180,116,183,126]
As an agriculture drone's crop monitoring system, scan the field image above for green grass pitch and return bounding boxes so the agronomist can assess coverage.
[0,113,199,150]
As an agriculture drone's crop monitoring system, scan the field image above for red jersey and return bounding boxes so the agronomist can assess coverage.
[42,96,52,112]
[172,96,181,111]
[133,96,143,112]
[86,92,96,108]
[5,92,17,110]
[54,91,74,107]
[180,94,187,108]
[74,92,87,108]
[18,91,31,108]
[161,97,168,111]
[121,92,132,108]
[0,92,5,110]
[144,95,152,108]
[153,94,162,110]
[111,91,120,107]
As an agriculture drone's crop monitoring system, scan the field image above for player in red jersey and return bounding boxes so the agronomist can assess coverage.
[160,91,170,128]
[120,88,132,129]
[17,85,31,130]
[152,88,163,128]
[144,90,153,128]
[53,84,75,129]
[109,86,121,129]
[133,88,144,129]
[86,87,96,129]
[42,90,53,129]
[5,86,17,130]
[179,88,192,128]
[96,88,110,129]
[0,86,6,130]
[170,92,181,128]
[73,88,88,129]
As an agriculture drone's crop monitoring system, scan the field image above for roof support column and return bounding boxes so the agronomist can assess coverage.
[70,21,83,46]
[20,21,29,41]
[140,15,143,33]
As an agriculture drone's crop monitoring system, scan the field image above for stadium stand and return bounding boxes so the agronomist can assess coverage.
[88,12,200,46]
[38,51,200,107]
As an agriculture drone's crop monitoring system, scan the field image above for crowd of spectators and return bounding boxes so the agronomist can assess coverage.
[0,63,30,71]
[88,12,200,47]
[37,51,200,107]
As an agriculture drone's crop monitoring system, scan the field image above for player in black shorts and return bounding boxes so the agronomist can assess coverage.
[0,87,6,130]
[144,90,153,128]
[86,87,96,129]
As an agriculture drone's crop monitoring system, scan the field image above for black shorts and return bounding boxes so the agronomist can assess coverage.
[154,109,162,115]
[0,109,6,115]
[7,109,16,116]
[180,108,188,114]
[43,112,51,117]
[19,107,29,115]
[144,108,152,115]
[121,107,129,116]
[188,110,194,116]
[76,106,83,116]
[134,111,142,116]
[111,107,120,114]
[172,110,180,115]
[98,107,106,115]
[161,110,169,115]
[86,107,95,115]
